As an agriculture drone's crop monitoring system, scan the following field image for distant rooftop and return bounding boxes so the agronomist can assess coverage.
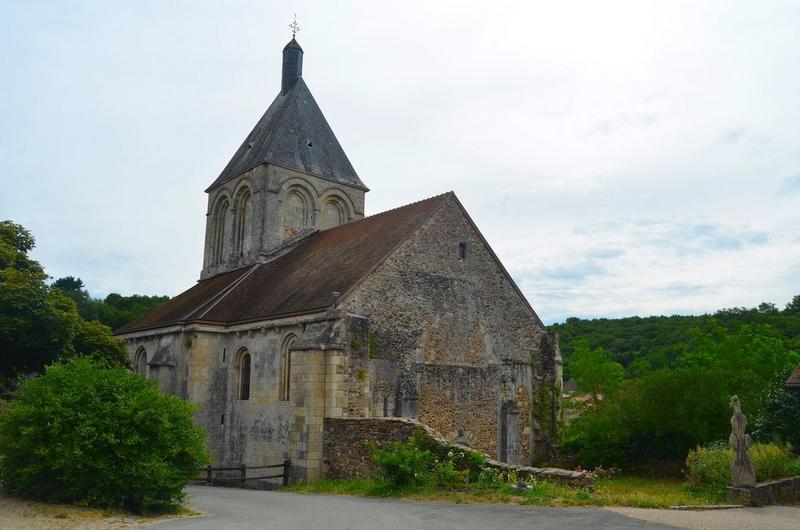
[787,363,800,389]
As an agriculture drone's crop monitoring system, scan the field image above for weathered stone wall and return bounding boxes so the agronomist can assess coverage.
[322,417,591,488]
[416,364,500,457]
[727,476,800,506]
[323,417,418,480]
[341,195,555,463]
[122,313,345,479]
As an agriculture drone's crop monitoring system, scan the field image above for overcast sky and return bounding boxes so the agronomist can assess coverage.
[1,1,799,324]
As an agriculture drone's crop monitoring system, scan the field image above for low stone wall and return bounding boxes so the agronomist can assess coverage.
[322,417,592,489]
[727,476,800,506]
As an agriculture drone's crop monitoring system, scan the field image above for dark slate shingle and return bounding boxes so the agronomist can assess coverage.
[207,78,366,192]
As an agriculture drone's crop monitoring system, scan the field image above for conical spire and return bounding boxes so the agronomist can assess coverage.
[207,37,366,192]
[282,38,303,95]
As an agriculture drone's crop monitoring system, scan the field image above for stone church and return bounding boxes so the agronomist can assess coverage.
[116,37,563,481]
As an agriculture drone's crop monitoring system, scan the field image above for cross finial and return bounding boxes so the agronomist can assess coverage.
[290,14,300,39]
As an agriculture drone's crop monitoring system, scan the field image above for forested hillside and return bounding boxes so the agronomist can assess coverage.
[551,300,800,378]
[550,297,800,472]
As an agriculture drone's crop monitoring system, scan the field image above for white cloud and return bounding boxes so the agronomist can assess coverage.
[0,0,798,323]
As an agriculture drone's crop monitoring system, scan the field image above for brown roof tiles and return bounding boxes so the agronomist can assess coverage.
[116,193,449,334]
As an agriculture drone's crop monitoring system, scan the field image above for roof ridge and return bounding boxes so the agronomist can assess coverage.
[331,191,453,230]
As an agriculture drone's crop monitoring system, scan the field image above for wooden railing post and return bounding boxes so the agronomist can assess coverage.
[283,459,291,486]
[240,463,246,486]
[206,464,212,484]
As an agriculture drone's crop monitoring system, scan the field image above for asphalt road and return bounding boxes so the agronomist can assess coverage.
[153,486,678,530]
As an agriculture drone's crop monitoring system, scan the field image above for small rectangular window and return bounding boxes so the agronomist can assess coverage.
[222,348,226,363]
[220,414,225,425]
[280,352,292,401]
[458,242,467,260]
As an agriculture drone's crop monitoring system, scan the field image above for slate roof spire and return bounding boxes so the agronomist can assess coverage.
[207,35,367,192]
[282,38,303,95]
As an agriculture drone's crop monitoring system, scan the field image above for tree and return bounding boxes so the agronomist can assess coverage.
[52,276,85,293]
[52,275,98,321]
[0,358,209,513]
[568,340,625,403]
[785,295,800,315]
[758,302,779,315]
[53,276,169,331]
[0,221,127,384]
[751,368,800,449]
[563,320,799,470]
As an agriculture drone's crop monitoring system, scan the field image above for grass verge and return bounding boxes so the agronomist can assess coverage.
[284,476,723,508]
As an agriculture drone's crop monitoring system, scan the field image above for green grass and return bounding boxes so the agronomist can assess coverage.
[284,476,722,508]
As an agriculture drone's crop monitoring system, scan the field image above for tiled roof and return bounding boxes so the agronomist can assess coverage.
[207,77,366,192]
[787,363,800,388]
[116,193,449,334]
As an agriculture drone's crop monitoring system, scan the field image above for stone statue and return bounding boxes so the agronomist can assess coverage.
[729,395,756,488]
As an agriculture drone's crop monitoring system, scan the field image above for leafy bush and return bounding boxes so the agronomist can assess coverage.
[685,441,800,495]
[432,459,465,488]
[750,443,800,480]
[477,466,503,487]
[684,441,731,492]
[752,368,800,449]
[0,358,209,513]
[370,430,493,489]
[371,438,434,487]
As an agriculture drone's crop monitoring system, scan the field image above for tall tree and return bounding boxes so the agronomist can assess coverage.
[0,221,127,386]
[785,295,800,315]
[52,277,168,331]
[568,340,625,404]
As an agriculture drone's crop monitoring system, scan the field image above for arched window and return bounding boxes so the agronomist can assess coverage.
[281,189,309,236]
[319,197,345,230]
[134,347,147,376]
[235,190,252,257]
[280,335,296,401]
[212,197,230,265]
[238,349,251,400]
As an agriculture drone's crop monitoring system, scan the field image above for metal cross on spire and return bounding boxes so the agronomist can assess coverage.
[289,14,300,38]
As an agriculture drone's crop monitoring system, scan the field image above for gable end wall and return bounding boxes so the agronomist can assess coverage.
[341,195,554,463]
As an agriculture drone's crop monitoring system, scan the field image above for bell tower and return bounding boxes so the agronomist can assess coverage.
[200,35,368,279]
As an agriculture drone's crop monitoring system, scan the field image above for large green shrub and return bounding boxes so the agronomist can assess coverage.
[0,358,209,513]
[685,441,800,495]
[370,430,489,488]
[371,438,434,487]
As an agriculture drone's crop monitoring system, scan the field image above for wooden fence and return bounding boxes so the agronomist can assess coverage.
[200,459,291,487]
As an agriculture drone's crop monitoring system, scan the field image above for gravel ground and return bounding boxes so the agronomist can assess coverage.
[0,489,182,530]
[608,506,800,530]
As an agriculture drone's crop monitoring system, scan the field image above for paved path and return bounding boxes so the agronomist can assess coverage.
[610,505,800,530]
[153,486,677,529]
